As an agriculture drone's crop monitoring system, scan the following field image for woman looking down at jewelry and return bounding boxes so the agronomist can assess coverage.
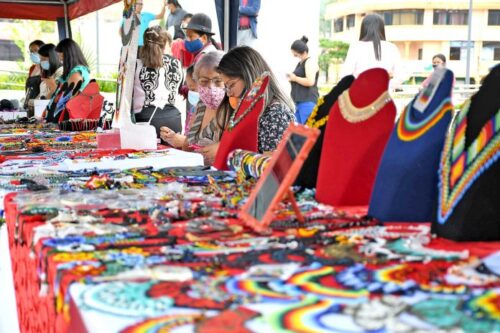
[160,51,224,165]
[133,26,183,138]
[215,46,295,156]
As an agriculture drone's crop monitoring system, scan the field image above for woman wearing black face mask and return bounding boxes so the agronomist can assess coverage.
[431,54,446,70]
[183,13,220,64]
[422,53,454,88]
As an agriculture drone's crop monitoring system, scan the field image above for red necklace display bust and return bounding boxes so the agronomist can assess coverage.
[213,74,269,170]
[316,68,396,206]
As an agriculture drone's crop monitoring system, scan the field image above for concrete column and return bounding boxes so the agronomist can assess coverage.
[404,41,411,60]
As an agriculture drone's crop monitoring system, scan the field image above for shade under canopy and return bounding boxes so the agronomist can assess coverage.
[0,0,121,21]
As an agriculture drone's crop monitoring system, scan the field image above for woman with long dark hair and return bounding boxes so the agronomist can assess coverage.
[24,40,44,113]
[340,14,405,89]
[133,26,184,138]
[37,43,63,99]
[202,46,295,166]
[44,38,90,122]
[54,38,90,91]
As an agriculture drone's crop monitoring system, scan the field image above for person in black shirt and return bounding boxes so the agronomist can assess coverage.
[287,36,319,124]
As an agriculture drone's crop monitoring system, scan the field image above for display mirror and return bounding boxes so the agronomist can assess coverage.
[240,124,319,233]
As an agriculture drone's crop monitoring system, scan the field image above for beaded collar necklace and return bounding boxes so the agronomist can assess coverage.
[305,96,326,129]
[397,97,454,142]
[228,73,269,131]
[338,89,391,123]
[228,95,264,131]
[438,100,500,223]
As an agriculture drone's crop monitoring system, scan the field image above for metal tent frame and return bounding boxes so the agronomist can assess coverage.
[0,0,240,50]
[0,0,121,39]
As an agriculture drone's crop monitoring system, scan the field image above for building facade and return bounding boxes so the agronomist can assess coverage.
[325,0,500,83]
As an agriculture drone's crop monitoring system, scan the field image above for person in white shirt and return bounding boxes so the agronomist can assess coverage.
[133,26,184,138]
[340,14,406,90]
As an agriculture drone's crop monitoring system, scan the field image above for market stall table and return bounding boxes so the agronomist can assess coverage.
[0,126,498,333]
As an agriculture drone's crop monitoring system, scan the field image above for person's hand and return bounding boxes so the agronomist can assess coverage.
[287,73,297,82]
[42,77,57,92]
[160,126,184,148]
[196,143,219,166]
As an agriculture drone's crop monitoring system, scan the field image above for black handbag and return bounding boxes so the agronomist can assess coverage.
[24,75,41,109]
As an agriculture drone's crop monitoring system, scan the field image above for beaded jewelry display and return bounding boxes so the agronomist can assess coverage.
[284,265,369,301]
[437,101,500,223]
[397,98,454,141]
[146,281,231,310]
[408,295,500,332]
[228,72,269,131]
[305,96,326,129]
[338,90,392,123]
[79,281,174,317]
[265,297,342,333]
[227,149,271,179]
[120,313,204,333]
[446,258,500,286]
[195,307,259,333]
[225,278,296,302]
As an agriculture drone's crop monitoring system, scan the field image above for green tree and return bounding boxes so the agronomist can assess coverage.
[8,20,58,71]
[319,0,337,37]
[73,31,97,74]
[318,39,349,83]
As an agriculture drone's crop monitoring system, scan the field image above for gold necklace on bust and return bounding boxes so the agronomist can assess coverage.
[338,90,392,123]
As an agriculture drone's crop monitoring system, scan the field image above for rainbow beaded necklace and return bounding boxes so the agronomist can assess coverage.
[397,97,454,142]
[437,100,500,223]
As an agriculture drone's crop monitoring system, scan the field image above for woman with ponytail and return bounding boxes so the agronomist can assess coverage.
[288,36,319,123]
[133,26,184,138]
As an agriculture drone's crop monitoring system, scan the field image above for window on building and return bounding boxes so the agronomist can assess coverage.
[334,17,344,33]
[433,10,468,25]
[482,42,500,61]
[346,14,355,29]
[488,10,500,25]
[0,40,23,61]
[418,48,423,60]
[450,47,461,60]
[376,9,424,25]
[449,41,474,61]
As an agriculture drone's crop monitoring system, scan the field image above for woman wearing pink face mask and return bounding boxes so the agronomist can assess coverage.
[160,51,224,165]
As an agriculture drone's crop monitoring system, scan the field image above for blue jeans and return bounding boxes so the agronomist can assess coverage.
[295,101,316,124]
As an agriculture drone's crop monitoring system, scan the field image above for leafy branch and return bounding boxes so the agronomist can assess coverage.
[318,39,349,82]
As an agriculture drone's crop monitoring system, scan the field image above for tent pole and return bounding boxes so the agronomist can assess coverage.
[465,0,473,85]
[62,0,71,39]
[224,0,229,52]
[96,11,100,75]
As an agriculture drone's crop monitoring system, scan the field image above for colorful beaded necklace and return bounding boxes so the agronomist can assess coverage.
[397,97,454,141]
[438,100,500,223]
